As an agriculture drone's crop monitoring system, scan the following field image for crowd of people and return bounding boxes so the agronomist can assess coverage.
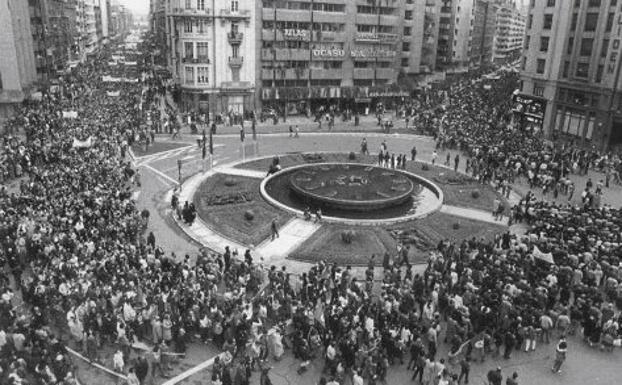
[1,33,622,385]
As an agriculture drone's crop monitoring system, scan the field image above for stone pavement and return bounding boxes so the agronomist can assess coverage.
[441,204,509,226]
[214,166,266,179]
[255,218,322,266]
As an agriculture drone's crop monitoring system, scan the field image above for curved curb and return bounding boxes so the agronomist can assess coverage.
[260,160,444,226]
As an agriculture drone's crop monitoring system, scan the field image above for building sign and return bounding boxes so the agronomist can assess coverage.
[513,94,546,119]
[355,32,399,43]
[607,39,620,74]
[284,29,310,41]
[312,48,345,58]
[350,48,397,58]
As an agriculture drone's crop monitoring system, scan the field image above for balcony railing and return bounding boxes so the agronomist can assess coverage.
[228,32,243,45]
[228,56,243,68]
[220,9,251,19]
[170,7,211,17]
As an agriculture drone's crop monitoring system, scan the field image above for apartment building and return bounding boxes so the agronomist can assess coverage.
[165,0,256,115]
[0,0,37,122]
[258,0,425,116]
[520,0,622,150]
[492,0,525,63]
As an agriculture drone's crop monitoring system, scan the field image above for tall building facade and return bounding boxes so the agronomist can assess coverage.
[519,0,622,150]
[471,0,498,66]
[165,0,256,115]
[421,0,441,73]
[258,0,425,116]
[29,0,79,81]
[436,0,475,70]
[492,0,525,64]
[0,0,37,121]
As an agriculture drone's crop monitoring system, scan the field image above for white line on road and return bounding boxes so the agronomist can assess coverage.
[160,353,224,385]
[140,164,180,185]
[134,144,194,162]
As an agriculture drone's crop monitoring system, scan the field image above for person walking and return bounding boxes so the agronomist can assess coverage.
[271,219,279,241]
[551,337,567,374]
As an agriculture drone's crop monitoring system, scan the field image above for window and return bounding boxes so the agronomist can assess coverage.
[543,14,553,29]
[576,62,589,77]
[596,64,604,82]
[231,0,238,12]
[606,13,614,32]
[402,42,411,51]
[547,0,555,5]
[0,71,2,90]
[537,58,546,74]
[580,38,593,56]
[184,20,193,33]
[534,84,545,97]
[571,13,578,30]
[185,0,191,9]
[602,39,609,57]
[197,0,205,10]
[197,67,209,84]
[585,13,599,31]
[527,14,533,29]
[521,56,527,70]
[588,0,600,5]
[563,61,570,78]
[575,0,581,7]
[185,66,194,84]
[525,35,531,50]
[567,37,574,55]
[405,10,413,20]
[184,42,194,59]
[401,58,409,67]
[540,37,550,52]
[197,42,209,59]
[404,27,411,36]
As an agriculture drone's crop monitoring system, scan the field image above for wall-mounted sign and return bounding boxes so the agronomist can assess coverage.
[284,29,310,41]
[355,32,399,43]
[312,48,345,58]
[350,48,397,58]
[513,94,545,119]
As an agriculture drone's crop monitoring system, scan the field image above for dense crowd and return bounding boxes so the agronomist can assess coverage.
[1,37,621,385]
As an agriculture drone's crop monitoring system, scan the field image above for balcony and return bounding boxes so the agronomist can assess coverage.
[228,32,244,45]
[353,68,374,79]
[170,7,211,17]
[196,56,210,64]
[310,69,342,80]
[228,56,244,68]
[220,9,251,24]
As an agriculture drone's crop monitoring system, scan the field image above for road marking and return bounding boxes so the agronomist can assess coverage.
[160,353,225,385]
[140,164,180,185]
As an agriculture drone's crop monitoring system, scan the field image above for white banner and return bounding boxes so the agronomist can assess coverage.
[107,91,121,97]
[62,111,78,119]
[72,137,93,149]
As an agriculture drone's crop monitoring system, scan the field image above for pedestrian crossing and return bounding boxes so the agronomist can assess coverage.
[135,143,225,166]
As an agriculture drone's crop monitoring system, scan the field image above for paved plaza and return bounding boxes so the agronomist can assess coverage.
[122,125,622,385]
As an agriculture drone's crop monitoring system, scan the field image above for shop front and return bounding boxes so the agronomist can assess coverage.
[512,93,546,133]
[260,85,410,116]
